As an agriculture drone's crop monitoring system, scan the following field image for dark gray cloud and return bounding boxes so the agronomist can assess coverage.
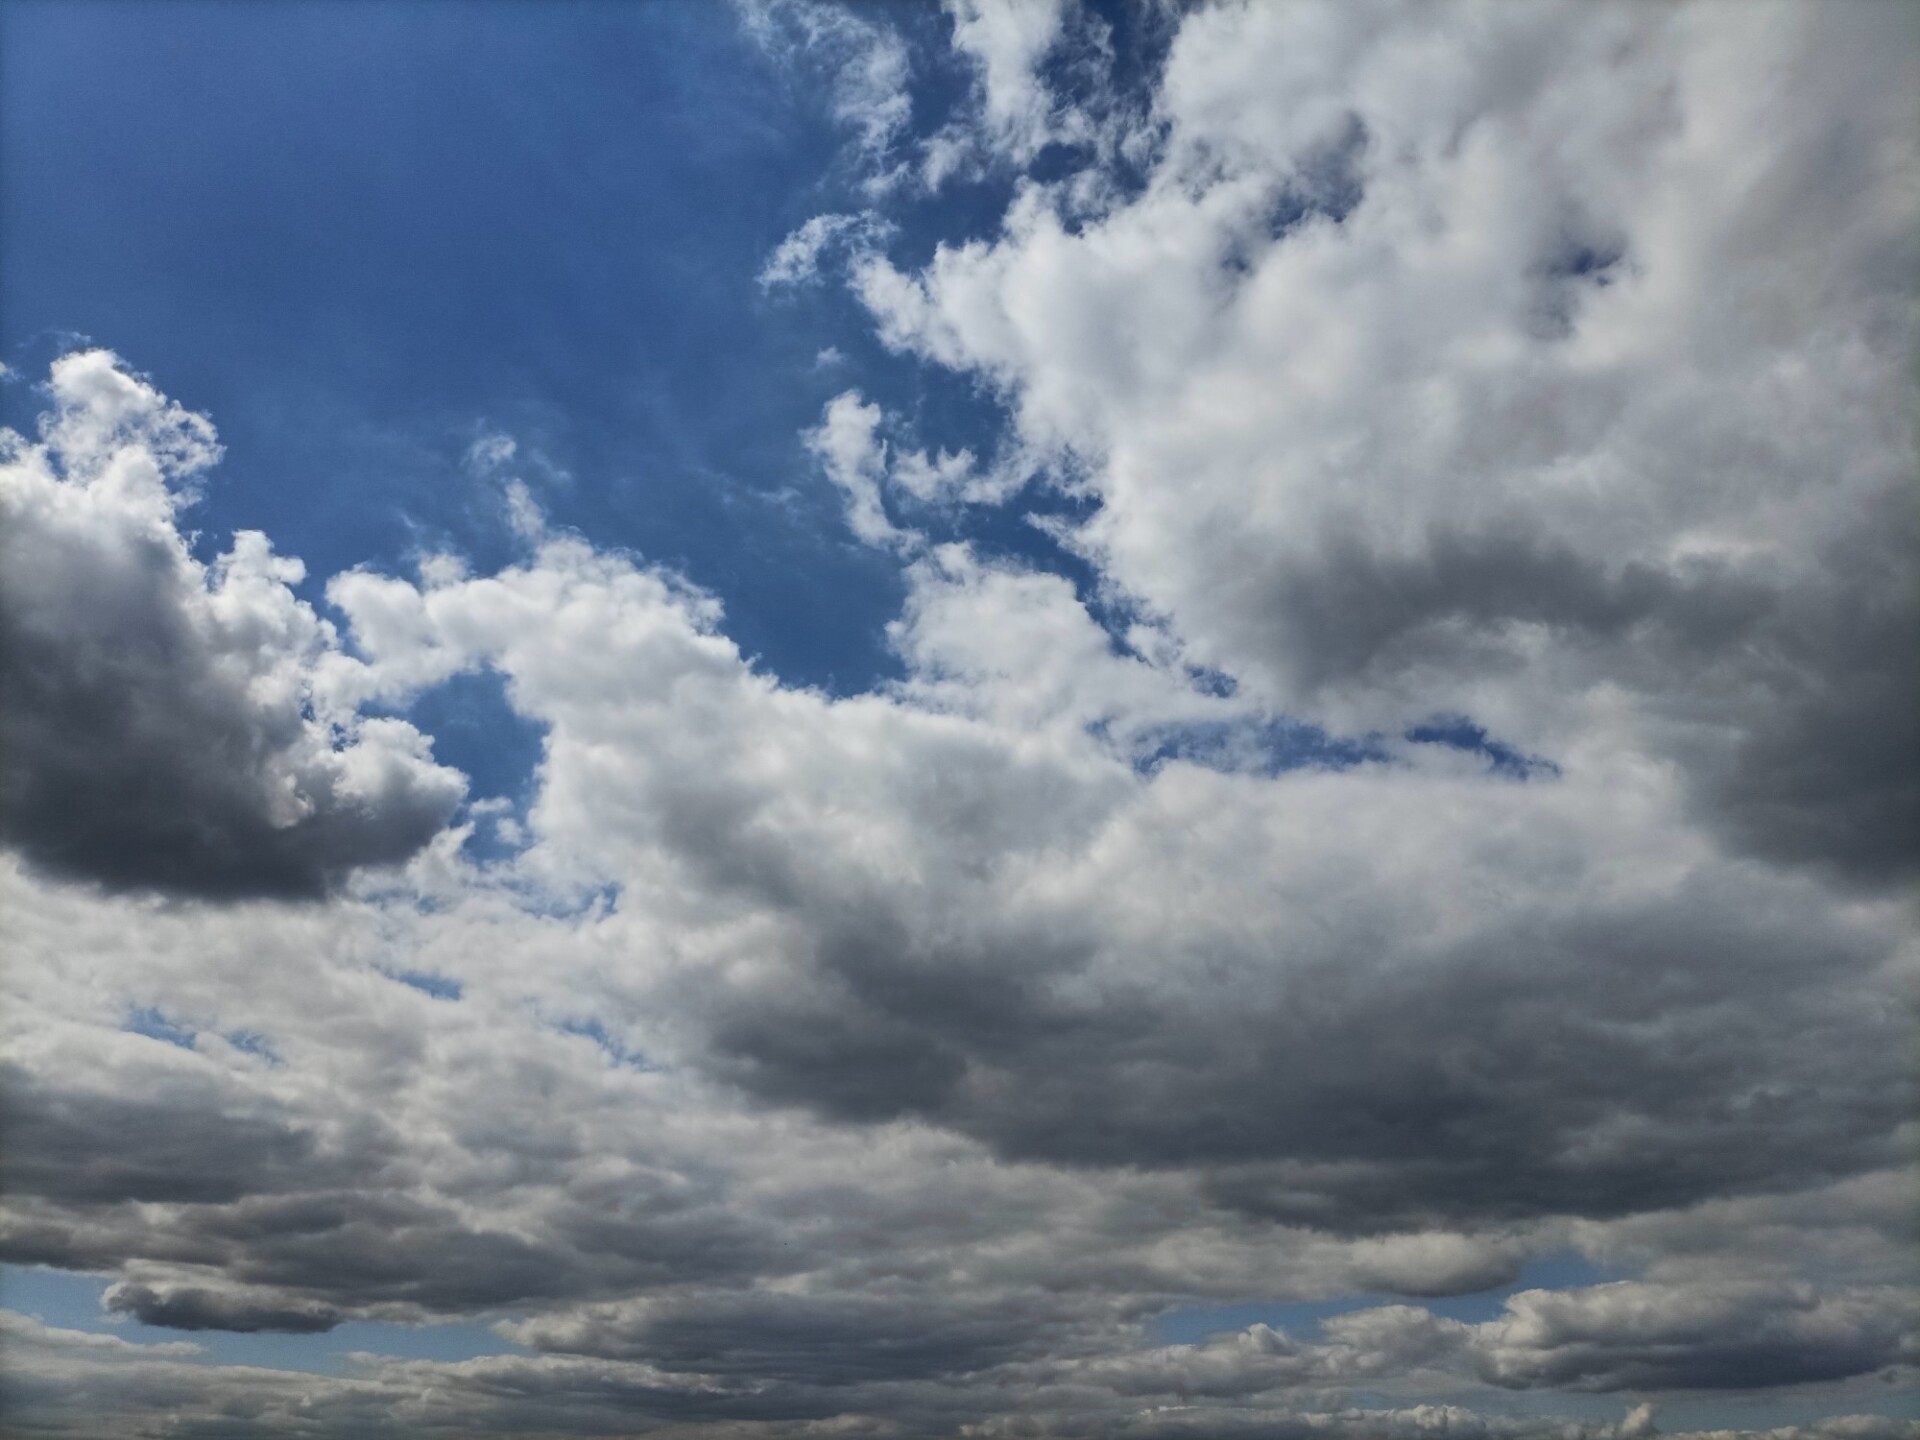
[2,1304,1914,1440]
[678,868,1906,1232]
[1228,523,1777,703]
[0,1063,317,1209]
[1695,495,1920,887]
[102,1282,342,1334]
[506,1287,1096,1386]
[1222,510,1920,890]
[1469,1282,1914,1393]
[0,353,464,900]
[0,1066,781,1324]
[0,575,458,901]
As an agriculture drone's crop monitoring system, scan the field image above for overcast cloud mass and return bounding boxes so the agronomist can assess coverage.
[0,2,1915,1437]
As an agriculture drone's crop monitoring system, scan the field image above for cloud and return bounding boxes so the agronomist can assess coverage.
[0,4,1913,1437]
[739,0,913,186]
[941,0,1072,163]
[4,1298,1915,1440]
[1066,1281,1912,1402]
[801,392,1023,548]
[920,0,1158,196]
[305,522,1911,1234]
[5,426,1899,1391]
[102,1281,342,1334]
[1469,1281,1914,1392]
[758,210,891,289]
[804,390,916,548]
[854,0,1920,887]
[0,352,465,899]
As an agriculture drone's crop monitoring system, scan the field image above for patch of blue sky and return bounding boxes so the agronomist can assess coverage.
[124,1010,279,1061]
[387,971,463,1003]
[557,1017,651,1071]
[1151,1251,1621,1346]
[1133,717,1386,778]
[1180,667,1239,698]
[1545,237,1625,282]
[0,1266,526,1376]
[0,1,924,696]
[493,882,623,926]
[386,668,546,861]
[124,1007,196,1050]
[1028,2,1183,211]
[1118,695,1555,785]
[0,1,1209,712]
[1406,717,1559,780]
[223,1030,280,1064]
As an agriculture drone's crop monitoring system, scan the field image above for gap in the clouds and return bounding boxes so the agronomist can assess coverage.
[389,971,463,1002]
[1128,713,1561,782]
[556,1017,651,1071]
[0,1266,528,1376]
[1150,1251,1620,1347]
[224,1030,280,1064]
[1545,236,1625,283]
[123,1009,281,1062]
[1407,717,1559,780]
[391,669,547,861]
[1133,717,1386,777]
[1012,0,1180,220]
[124,1008,196,1050]
[1188,667,1239,698]
[950,489,1110,606]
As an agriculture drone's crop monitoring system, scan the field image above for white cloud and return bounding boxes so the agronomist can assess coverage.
[0,4,1913,1436]
[804,389,916,548]
[758,210,891,288]
[800,390,1032,550]
[3,324,1913,1435]
[855,0,1920,884]
[739,0,914,187]
[944,0,1071,161]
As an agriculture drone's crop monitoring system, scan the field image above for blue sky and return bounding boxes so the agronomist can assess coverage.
[0,3,1914,1438]
[3,1,905,687]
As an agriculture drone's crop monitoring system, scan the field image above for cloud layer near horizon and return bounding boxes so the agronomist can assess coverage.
[2,2,1914,1437]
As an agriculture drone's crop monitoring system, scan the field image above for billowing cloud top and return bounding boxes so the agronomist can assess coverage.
[0,3,1914,1439]
[0,352,465,898]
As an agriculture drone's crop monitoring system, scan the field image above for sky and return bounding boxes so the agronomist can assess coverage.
[0,2,1914,1437]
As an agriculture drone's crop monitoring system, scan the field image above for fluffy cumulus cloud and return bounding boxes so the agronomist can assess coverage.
[0,352,464,898]
[2,3,1915,1438]
[854,0,1920,887]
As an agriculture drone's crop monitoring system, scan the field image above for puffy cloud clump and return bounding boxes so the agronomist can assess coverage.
[853,0,1920,886]
[0,352,464,898]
